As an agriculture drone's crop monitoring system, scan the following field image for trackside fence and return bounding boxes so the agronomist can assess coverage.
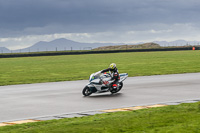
[0,47,199,58]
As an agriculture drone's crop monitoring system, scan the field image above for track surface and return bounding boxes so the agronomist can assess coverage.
[1,73,200,122]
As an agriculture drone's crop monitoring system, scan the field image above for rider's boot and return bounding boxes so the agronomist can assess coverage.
[109,83,118,93]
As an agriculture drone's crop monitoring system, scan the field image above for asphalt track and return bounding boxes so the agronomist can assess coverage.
[1,73,200,123]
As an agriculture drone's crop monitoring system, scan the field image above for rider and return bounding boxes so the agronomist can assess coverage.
[95,63,120,91]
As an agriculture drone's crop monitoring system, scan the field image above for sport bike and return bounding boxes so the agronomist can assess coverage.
[82,72,128,96]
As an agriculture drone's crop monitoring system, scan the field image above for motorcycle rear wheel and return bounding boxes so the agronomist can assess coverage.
[82,86,92,96]
[110,82,123,94]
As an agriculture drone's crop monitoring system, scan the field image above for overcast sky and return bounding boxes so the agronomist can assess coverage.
[1,0,200,49]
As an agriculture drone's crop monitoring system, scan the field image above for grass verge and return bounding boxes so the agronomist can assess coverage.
[0,50,200,86]
[1,102,200,133]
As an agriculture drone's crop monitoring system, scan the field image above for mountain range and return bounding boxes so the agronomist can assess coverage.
[154,40,200,47]
[0,47,10,53]
[0,39,199,53]
[12,38,125,53]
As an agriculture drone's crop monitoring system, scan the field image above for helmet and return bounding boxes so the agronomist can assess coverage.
[109,63,116,69]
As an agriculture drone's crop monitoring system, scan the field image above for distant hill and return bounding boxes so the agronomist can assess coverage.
[1,39,199,53]
[94,43,161,50]
[13,38,125,53]
[0,47,10,53]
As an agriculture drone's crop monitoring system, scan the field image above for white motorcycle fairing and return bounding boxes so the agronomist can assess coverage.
[82,72,128,96]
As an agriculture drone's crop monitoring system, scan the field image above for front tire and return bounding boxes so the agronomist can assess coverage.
[82,86,92,96]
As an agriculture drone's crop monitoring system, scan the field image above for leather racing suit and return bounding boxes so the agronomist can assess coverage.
[101,67,120,90]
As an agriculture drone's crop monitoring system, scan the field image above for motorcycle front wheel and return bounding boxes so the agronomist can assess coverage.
[82,86,92,96]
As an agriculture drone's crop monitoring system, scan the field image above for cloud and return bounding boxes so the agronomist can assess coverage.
[1,0,200,35]
[1,0,200,49]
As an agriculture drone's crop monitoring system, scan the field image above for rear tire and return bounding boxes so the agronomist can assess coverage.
[110,82,123,94]
[82,86,92,96]
[118,82,123,90]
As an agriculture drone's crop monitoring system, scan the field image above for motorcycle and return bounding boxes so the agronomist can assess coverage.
[82,71,128,96]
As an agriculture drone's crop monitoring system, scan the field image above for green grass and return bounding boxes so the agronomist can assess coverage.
[0,50,200,86]
[1,102,200,133]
